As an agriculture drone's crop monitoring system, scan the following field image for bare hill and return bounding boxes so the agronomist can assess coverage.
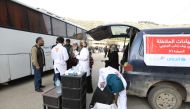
[67,18,190,30]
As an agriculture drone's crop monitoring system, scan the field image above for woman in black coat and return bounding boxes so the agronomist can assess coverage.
[105,44,119,70]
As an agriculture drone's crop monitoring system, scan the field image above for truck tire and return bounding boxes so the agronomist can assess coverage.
[148,84,182,109]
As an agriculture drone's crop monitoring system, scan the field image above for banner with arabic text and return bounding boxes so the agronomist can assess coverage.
[144,34,190,67]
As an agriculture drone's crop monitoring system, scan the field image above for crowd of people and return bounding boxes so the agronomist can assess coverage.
[31,37,94,93]
[31,37,127,109]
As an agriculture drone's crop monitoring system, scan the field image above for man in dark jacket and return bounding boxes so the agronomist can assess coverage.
[64,39,73,69]
[31,37,45,92]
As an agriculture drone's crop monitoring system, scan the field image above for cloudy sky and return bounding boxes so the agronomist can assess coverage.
[17,0,190,25]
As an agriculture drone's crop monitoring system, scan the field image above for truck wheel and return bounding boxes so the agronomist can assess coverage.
[148,85,182,109]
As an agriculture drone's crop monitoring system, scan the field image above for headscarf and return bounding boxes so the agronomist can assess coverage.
[110,44,117,52]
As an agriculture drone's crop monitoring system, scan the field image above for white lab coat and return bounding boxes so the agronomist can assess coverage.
[98,66,127,109]
[51,43,69,75]
[76,47,90,76]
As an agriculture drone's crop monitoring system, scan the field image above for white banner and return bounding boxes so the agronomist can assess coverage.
[143,34,190,67]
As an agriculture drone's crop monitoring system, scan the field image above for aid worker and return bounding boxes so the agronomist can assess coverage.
[74,41,90,75]
[51,37,69,81]
[90,66,127,109]
[74,41,93,93]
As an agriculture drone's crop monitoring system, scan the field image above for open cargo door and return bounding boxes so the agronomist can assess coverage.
[87,24,140,41]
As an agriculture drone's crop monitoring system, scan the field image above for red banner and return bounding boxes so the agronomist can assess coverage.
[146,35,190,55]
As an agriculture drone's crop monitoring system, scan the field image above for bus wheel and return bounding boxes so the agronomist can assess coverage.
[148,84,182,109]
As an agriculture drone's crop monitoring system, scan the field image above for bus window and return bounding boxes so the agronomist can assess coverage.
[77,28,82,34]
[52,18,66,37]
[42,14,52,35]
[28,10,42,33]
[67,24,77,38]
[82,30,87,40]
[7,1,29,31]
[0,0,9,27]
[75,28,85,40]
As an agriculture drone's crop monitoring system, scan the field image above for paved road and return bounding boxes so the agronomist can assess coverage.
[0,53,190,109]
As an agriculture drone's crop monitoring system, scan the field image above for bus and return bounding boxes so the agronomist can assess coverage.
[0,0,87,83]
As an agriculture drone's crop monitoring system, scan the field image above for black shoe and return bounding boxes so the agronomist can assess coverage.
[35,89,43,92]
[40,85,46,88]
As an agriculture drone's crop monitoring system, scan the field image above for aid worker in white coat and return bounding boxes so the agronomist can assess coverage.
[74,41,93,93]
[51,37,69,80]
[75,41,90,76]
[98,66,127,109]
[90,66,127,109]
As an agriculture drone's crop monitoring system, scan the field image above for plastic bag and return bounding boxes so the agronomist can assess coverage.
[64,64,83,76]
